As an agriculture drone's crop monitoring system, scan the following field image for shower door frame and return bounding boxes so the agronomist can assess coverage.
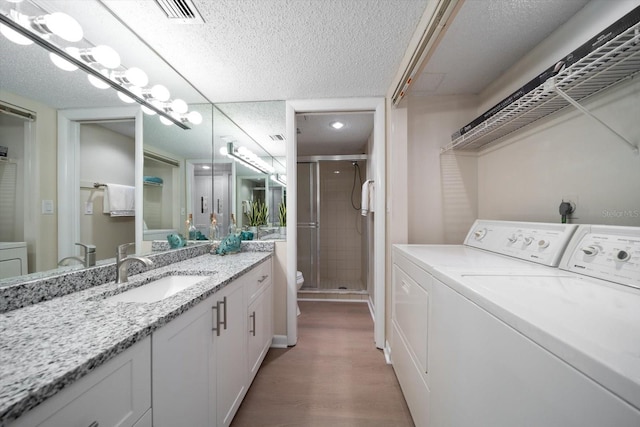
[298,154,369,291]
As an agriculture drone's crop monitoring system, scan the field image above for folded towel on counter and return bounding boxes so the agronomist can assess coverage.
[361,180,375,216]
[143,176,164,185]
[103,183,135,217]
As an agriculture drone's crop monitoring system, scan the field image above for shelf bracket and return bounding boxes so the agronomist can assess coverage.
[545,78,639,154]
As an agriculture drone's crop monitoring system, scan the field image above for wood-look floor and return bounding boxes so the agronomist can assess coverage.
[231,301,415,427]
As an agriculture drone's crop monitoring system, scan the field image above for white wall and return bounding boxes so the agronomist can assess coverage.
[0,90,57,272]
[476,1,640,226]
[407,94,478,243]
[79,123,136,261]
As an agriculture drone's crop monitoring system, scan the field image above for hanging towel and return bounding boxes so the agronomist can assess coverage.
[103,183,135,217]
[361,180,375,216]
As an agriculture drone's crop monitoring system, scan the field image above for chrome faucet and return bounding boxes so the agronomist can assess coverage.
[115,243,153,284]
[58,242,96,268]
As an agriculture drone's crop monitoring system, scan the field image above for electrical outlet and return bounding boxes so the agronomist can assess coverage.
[562,194,578,212]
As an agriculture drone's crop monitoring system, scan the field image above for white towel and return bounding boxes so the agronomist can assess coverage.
[103,183,135,217]
[361,180,374,216]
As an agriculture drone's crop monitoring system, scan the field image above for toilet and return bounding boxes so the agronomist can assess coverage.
[296,270,304,315]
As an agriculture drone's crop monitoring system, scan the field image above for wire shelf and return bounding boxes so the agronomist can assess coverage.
[442,21,640,152]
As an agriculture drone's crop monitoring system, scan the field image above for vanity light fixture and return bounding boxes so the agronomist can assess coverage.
[225,142,275,175]
[270,174,286,187]
[0,3,198,129]
[330,121,345,130]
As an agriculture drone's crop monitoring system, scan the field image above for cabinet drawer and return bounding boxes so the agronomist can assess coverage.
[11,337,151,427]
[245,260,272,305]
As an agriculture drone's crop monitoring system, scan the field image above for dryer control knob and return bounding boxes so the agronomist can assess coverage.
[581,246,599,256]
[616,250,631,262]
[538,239,550,249]
[474,228,487,240]
[523,237,534,246]
[507,234,518,244]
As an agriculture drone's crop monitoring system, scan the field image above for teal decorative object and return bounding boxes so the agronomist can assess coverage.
[216,233,242,255]
[167,233,186,249]
[240,231,254,241]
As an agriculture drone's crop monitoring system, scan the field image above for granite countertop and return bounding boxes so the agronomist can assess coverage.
[0,251,272,426]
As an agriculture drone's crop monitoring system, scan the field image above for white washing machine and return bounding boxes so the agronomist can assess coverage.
[423,224,640,426]
[0,242,28,279]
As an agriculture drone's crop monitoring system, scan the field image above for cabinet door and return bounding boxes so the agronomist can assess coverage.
[10,337,151,427]
[152,295,216,427]
[214,282,247,427]
[248,282,273,382]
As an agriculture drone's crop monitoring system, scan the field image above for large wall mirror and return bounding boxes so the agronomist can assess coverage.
[0,0,285,285]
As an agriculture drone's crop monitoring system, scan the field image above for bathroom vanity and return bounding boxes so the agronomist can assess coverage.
[0,245,274,427]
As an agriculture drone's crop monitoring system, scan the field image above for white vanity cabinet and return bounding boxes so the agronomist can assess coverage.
[10,337,151,427]
[152,258,273,427]
[151,292,217,427]
[246,261,273,383]
[214,280,247,427]
[391,250,430,427]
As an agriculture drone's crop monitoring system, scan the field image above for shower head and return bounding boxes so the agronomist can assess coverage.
[352,161,358,166]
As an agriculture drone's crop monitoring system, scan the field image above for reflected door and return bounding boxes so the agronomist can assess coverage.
[297,162,318,289]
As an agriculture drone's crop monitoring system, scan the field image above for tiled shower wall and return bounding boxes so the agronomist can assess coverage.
[319,161,366,290]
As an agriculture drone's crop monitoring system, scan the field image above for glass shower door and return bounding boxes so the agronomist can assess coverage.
[296,162,318,289]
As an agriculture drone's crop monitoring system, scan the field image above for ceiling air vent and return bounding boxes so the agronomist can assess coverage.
[155,0,204,23]
[269,134,286,141]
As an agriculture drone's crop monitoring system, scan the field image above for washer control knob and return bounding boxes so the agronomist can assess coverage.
[581,246,600,256]
[616,250,631,262]
[523,236,534,246]
[538,239,550,249]
[474,228,487,240]
[507,234,519,244]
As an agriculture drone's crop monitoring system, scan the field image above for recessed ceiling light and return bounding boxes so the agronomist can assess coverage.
[330,121,344,130]
[202,165,211,170]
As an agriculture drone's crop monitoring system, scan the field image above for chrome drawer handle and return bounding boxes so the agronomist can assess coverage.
[88,422,99,427]
[258,274,268,283]
[249,311,256,336]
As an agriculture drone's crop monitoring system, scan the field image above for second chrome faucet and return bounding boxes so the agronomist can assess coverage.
[115,243,153,284]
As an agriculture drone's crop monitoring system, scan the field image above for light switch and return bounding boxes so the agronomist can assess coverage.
[42,199,54,215]
[85,201,94,215]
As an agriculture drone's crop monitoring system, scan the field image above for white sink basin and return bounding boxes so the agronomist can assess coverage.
[106,275,211,303]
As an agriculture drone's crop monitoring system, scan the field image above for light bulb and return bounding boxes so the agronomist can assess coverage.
[219,146,228,156]
[0,22,33,45]
[159,116,173,126]
[32,12,83,42]
[79,45,120,69]
[113,67,148,87]
[87,69,111,89]
[151,84,170,102]
[171,99,188,114]
[117,85,142,103]
[187,111,203,125]
[141,99,163,116]
[49,47,79,71]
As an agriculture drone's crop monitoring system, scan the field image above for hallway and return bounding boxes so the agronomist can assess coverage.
[231,301,414,426]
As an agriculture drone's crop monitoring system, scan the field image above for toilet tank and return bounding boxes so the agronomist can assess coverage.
[0,242,28,279]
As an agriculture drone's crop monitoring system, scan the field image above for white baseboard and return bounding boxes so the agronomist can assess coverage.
[384,340,392,364]
[270,335,289,348]
[297,298,368,303]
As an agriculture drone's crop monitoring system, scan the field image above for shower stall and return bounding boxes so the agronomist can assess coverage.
[297,157,369,292]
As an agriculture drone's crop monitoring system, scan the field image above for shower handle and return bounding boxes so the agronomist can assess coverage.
[297,222,319,228]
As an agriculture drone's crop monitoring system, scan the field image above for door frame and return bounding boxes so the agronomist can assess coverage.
[285,98,386,348]
[57,106,143,259]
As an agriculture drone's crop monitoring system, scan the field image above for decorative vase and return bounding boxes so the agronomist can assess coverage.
[279,226,286,237]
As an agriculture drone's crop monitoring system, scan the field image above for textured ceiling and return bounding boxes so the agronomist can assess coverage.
[412,0,591,96]
[101,0,429,102]
[1,0,599,161]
